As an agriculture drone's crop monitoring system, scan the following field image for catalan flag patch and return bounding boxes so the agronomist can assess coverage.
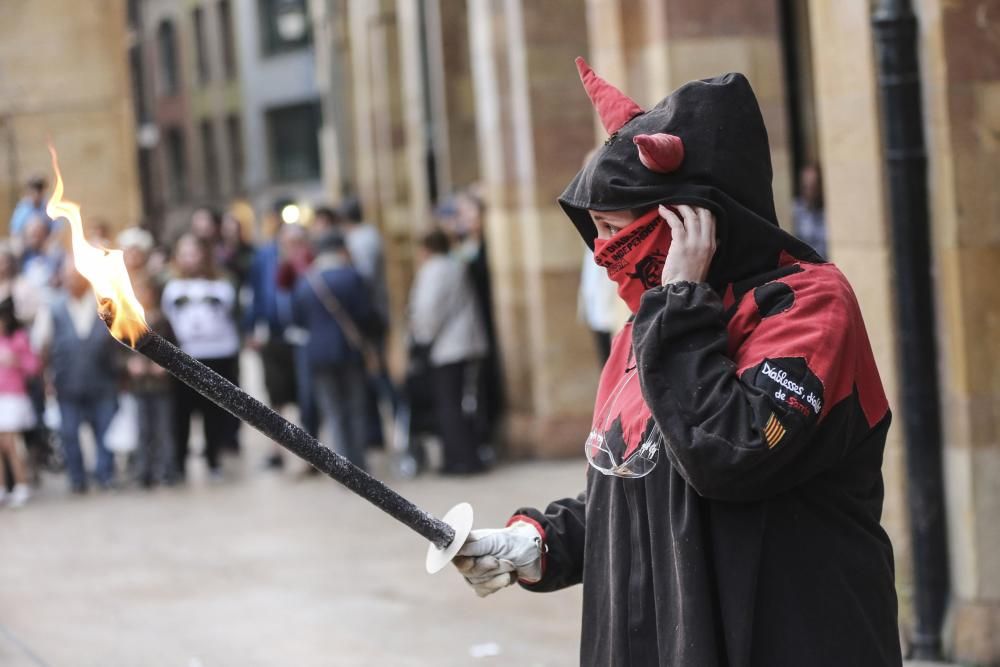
[763,413,786,449]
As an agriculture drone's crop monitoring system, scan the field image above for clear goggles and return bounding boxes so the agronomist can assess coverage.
[584,369,663,479]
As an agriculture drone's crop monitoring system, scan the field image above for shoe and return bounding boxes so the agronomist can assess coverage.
[9,484,30,508]
[0,488,7,505]
[440,463,486,476]
[70,482,88,495]
[207,468,225,483]
[262,454,284,471]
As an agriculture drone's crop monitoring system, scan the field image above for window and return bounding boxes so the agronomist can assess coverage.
[259,0,311,55]
[225,114,244,193]
[157,20,180,95]
[265,101,321,182]
[218,0,237,80]
[165,127,188,201]
[200,120,219,197]
[193,7,210,84]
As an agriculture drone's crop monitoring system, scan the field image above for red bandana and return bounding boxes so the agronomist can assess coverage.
[592,208,672,313]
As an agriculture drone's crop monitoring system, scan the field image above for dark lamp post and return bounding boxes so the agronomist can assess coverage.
[872,0,950,659]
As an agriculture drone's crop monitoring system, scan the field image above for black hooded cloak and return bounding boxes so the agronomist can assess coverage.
[509,72,902,666]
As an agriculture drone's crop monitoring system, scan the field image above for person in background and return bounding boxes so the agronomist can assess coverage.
[19,217,63,292]
[161,234,241,480]
[339,197,388,323]
[219,210,255,291]
[0,245,39,325]
[89,219,115,249]
[0,244,46,480]
[190,206,223,252]
[408,229,488,475]
[32,260,120,493]
[292,231,374,471]
[339,197,393,450]
[117,227,156,286]
[276,218,319,440]
[148,247,173,292]
[245,222,300,469]
[8,177,51,238]
[578,246,619,363]
[308,205,342,243]
[450,191,504,457]
[0,298,41,507]
[792,163,827,259]
[125,279,177,488]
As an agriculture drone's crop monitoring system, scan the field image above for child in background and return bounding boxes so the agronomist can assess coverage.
[125,279,177,487]
[0,299,40,506]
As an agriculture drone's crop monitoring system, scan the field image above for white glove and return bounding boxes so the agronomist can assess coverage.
[453,521,545,598]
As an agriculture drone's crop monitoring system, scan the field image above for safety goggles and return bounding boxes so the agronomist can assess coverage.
[584,369,663,479]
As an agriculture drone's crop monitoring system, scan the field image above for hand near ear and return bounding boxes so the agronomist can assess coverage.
[659,205,717,286]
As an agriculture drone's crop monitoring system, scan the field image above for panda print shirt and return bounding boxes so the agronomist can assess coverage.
[162,278,240,360]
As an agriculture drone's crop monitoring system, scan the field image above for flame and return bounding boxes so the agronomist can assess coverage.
[46,145,148,346]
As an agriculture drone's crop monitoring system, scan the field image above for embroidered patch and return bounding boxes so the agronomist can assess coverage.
[752,357,825,421]
[763,413,786,448]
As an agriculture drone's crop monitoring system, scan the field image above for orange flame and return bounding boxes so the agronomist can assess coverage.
[46,145,148,346]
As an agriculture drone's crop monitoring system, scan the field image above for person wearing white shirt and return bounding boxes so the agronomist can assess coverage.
[161,234,241,480]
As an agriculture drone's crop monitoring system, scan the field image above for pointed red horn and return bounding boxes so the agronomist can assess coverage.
[575,57,644,135]
[633,133,685,173]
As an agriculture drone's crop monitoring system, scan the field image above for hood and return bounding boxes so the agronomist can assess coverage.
[559,59,821,290]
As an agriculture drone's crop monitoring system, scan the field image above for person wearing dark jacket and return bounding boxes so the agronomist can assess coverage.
[292,231,373,471]
[452,59,902,667]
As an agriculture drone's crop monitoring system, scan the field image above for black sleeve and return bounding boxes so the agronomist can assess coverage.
[510,491,587,592]
[632,281,848,502]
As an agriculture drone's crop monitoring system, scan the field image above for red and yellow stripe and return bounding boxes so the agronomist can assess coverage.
[764,413,786,449]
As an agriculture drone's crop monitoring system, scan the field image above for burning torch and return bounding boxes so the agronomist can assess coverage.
[44,146,473,574]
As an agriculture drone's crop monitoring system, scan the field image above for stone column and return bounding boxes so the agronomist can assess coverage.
[469,0,599,456]
[586,0,795,228]
[916,0,1000,661]
[806,0,912,636]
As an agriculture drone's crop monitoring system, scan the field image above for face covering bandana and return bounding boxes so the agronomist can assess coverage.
[592,208,672,313]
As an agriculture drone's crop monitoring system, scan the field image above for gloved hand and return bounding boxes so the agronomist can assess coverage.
[453,521,545,598]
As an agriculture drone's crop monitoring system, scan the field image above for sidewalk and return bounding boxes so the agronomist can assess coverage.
[1,448,586,667]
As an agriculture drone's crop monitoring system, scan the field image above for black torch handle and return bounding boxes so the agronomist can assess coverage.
[134,331,456,549]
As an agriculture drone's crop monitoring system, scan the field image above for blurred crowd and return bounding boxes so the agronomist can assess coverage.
[0,176,503,507]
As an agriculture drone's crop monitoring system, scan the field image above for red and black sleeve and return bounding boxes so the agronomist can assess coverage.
[632,272,887,502]
[509,491,587,593]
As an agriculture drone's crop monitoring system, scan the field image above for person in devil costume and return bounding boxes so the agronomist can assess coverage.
[452,59,902,667]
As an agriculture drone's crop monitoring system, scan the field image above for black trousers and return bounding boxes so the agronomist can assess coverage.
[173,355,241,474]
[430,360,483,474]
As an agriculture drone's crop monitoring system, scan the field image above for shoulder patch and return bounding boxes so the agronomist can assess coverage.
[752,356,824,421]
[763,413,786,448]
[730,263,804,305]
[753,282,795,318]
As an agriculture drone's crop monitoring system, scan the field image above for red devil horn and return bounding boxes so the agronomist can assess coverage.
[633,133,685,173]
[575,57,644,135]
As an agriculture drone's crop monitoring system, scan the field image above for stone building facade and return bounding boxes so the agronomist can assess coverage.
[0,0,140,234]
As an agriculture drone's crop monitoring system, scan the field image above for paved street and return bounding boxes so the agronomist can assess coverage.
[1,355,585,667]
[2,451,585,667]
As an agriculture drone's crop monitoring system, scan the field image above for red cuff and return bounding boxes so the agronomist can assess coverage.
[507,514,546,583]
